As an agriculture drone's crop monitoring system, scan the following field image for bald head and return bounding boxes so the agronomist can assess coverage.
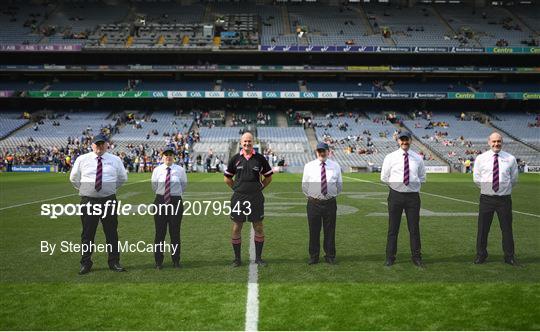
[240,132,254,153]
[488,132,503,153]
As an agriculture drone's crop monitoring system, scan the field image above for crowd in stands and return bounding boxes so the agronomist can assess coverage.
[0,128,202,173]
[228,112,272,127]
[528,114,540,128]
[262,148,286,167]
[0,110,207,173]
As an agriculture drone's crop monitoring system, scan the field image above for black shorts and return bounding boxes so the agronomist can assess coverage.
[230,192,265,223]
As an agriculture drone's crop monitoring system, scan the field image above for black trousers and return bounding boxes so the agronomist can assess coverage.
[386,189,421,260]
[80,195,120,267]
[153,195,183,264]
[307,197,337,259]
[476,194,514,259]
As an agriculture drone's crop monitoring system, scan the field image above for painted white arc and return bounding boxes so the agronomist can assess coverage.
[342,175,540,218]
[0,179,150,211]
[245,227,259,332]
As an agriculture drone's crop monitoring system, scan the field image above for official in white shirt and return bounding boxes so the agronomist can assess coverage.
[473,132,519,266]
[302,142,343,265]
[381,131,426,268]
[151,146,188,269]
[69,134,128,275]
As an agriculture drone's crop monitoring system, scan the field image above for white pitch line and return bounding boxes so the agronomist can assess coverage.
[245,227,259,332]
[0,179,150,211]
[342,175,540,218]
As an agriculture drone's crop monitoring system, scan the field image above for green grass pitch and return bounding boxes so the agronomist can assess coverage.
[0,172,539,330]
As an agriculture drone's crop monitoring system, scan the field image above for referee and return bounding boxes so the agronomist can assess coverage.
[151,146,187,269]
[224,132,273,267]
[302,142,342,265]
[381,131,426,268]
[473,132,519,266]
[69,134,128,275]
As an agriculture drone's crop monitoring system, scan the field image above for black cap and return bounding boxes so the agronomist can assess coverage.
[398,131,411,139]
[162,146,176,155]
[92,134,108,144]
[316,142,329,151]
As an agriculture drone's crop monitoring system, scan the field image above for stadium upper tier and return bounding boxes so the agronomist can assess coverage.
[1,78,539,93]
[1,1,538,49]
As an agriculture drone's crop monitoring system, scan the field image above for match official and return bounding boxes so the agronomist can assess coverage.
[151,146,187,269]
[69,134,128,275]
[473,132,519,266]
[302,142,342,265]
[381,131,426,268]
[224,132,273,267]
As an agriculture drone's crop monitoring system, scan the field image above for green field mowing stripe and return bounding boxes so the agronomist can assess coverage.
[1,172,539,330]
[0,283,245,330]
[259,283,540,330]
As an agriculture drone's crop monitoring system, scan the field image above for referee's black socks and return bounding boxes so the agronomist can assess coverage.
[255,235,264,260]
[232,237,241,261]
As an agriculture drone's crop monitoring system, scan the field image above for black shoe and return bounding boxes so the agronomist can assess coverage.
[79,265,91,275]
[232,259,241,267]
[474,256,487,264]
[173,261,182,268]
[308,258,319,265]
[155,263,163,270]
[324,257,336,265]
[255,258,267,267]
[504,257,521,267]
[109,263,127,272]
[412,258,425,268]
[384,258,395,267]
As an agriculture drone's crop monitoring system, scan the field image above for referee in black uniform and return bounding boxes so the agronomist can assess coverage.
[69,134,128,275]
[380,131,426,268]
[224,132,273,267]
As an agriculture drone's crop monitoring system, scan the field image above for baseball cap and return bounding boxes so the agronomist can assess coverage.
[162,146,176,155]
[92,134,109,144]
[398,131,412,139]
[316,142,329,151]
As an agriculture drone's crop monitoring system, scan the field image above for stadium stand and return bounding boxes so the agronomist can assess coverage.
[1,111,113,149]
[402,111,540,169]
[363,3,463,47]
[2,1,538,48]
[436,4,537,47]
[0,112,30,139]
[257,127,311,168]
[312,112,444,171]
[490,112,540,149]
[110,111,193,151]
[198,127,241,142]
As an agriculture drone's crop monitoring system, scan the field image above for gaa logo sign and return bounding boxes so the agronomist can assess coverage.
[264,92,279,98]
[226,91,241,98]
[152,91,165,98]
[206,91,224,98]
[318,92,336,98]
[189,91,203,98]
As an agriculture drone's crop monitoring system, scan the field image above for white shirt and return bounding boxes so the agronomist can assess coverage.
[302,158,343,199]
[70,152,127,197]
[473,149,518,196]
[381,148,426,193]
[151,163,187,196]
